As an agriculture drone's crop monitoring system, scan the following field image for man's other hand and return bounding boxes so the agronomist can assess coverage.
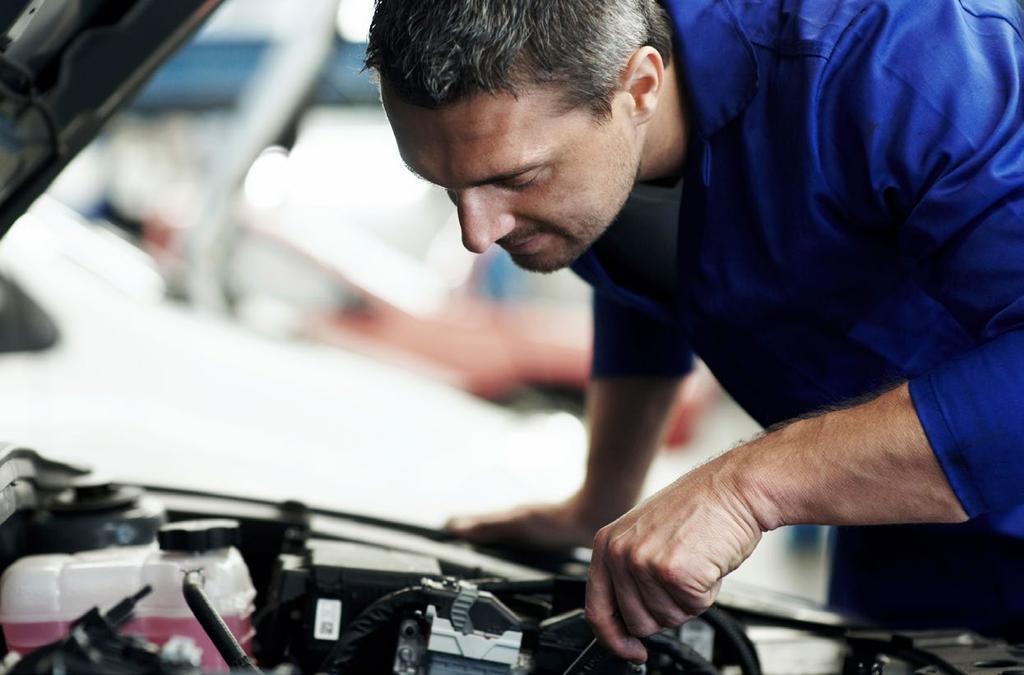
[585,454,763,663]
[445,496,608,550]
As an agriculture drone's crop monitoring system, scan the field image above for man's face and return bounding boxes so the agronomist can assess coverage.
[382,84,641,273]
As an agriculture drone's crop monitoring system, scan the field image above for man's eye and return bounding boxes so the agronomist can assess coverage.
[504,174,540,192]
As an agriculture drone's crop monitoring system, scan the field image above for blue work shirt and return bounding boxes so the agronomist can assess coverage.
[571,0,1024,634]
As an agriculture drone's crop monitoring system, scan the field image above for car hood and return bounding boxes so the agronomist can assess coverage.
[0,199,590,527]
[0,0,225,239]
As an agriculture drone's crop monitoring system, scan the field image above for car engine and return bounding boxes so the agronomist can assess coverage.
[0,444,1020,675]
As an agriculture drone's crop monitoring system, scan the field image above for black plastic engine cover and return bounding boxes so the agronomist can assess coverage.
[260,538,444,672]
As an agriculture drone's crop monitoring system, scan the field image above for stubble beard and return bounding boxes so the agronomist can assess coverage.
[508,147,640,274]
[506,226,601,274]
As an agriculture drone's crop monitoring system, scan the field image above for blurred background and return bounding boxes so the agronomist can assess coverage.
[0,0,828,605]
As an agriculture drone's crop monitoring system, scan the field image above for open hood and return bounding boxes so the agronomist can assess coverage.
[0,0,225,239]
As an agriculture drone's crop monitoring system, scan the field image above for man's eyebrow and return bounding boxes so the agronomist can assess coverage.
[400,161,543,188]
[466,164,543,187]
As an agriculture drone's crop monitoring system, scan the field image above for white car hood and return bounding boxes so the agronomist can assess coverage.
[0,199,587,527]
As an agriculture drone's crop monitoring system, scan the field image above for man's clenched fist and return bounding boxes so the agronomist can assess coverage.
[584,453,766,663]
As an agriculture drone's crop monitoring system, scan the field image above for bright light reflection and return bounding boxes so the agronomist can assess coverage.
[495,412,588,499]
[287,122,431,211]
[244,146,291,210]
[336,0,375,42]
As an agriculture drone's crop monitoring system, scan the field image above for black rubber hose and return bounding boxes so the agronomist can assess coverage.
[645,633,720,675]
[320,586,428,675]
[701,606,761,675]
[182,572,261,673]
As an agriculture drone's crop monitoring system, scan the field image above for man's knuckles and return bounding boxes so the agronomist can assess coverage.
[648,606,690,630]
[626,547,650,573]
[605,536,634,564]
[615,545,680,584]
[623,616,662,638]
[582,605,603,627]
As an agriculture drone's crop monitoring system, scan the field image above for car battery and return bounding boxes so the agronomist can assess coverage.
[260,538,443,672]
[0,520,256,672]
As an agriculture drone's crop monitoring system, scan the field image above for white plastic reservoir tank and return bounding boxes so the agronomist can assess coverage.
[0,519,256,671]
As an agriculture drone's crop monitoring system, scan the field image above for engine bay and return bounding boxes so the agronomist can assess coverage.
[0,444,1020,675]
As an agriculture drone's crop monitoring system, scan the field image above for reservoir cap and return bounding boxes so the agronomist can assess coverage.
[158,519,241,553]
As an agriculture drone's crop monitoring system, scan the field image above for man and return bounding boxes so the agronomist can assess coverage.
[365,0,1024,662]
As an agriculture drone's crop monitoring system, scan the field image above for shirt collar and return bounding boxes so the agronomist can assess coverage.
[663,0,759,139]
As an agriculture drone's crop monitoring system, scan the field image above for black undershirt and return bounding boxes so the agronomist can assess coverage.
[591,180,683,305]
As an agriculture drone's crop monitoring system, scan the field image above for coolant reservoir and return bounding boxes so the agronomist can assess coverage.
[0,519,256,671]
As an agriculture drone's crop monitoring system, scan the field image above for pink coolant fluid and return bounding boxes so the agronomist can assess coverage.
[2,616,254,671]
[0,520,257,672]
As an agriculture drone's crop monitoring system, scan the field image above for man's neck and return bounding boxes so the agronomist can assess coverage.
[637,63,688,185]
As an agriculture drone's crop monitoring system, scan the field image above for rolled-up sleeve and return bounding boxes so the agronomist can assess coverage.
[820,1,1024,516]
[905,176,1024,516]
[909,333,1024,516]
[591,293,693,379]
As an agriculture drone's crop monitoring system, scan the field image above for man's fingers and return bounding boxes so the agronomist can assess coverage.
[608,560,663,638]
[445,515,490,537]
[446,509,526,542]
[446,502,598,549]
[585,555,647,663]
[651,550,722,618]
[632,566,692,629]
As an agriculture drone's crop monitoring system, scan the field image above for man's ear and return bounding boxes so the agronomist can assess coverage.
[619,46,666,126]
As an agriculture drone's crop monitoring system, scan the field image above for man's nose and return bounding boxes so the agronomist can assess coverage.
[454,189,516,254]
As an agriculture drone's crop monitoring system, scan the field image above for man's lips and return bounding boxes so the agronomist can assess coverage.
[500,233,547,255]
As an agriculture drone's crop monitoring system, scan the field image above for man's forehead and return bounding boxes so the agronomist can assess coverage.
[384,80,558,134]
[382,84,569,188]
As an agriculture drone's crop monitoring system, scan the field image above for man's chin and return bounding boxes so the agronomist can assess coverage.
[508,249,580,274]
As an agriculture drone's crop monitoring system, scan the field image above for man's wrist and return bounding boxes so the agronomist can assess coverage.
[719,383,969,531]
[572,484,641,530]
[720,418,816,533]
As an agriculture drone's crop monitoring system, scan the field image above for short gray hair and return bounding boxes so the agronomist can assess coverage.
[364,0,674,116]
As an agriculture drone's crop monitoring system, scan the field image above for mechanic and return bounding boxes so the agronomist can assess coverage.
[365,0,1024,662]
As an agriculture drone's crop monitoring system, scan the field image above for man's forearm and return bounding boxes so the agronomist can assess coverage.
[586,382,969,661]
[729,383,968,531]
[576,376,683,525]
